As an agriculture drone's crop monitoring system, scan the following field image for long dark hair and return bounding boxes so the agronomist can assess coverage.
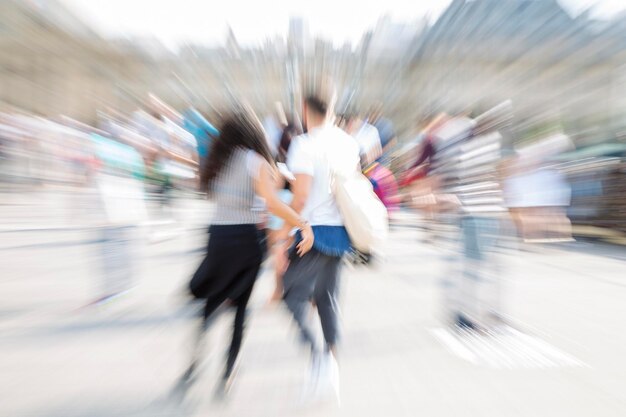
[200,109,274,193]
[276,119,302,164]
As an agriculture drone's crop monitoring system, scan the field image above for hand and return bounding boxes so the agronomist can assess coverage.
[296,223,314,257]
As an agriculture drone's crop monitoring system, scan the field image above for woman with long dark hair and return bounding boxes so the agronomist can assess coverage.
[185,107,313,396]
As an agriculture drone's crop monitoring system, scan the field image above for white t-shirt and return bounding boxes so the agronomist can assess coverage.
[287,124,360,226]
[354,122,382,166]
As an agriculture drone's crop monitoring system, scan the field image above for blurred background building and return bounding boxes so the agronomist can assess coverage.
[1,0,626,235]
[2,0,625,148]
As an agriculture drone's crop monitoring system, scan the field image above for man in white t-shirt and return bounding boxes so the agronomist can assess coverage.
[278,87,359,403]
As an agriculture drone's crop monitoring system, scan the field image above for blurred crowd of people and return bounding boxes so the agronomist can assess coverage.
[0,98,215,194]
[4,78,622,407]
[0,96,220,305]
[172,83,584,405]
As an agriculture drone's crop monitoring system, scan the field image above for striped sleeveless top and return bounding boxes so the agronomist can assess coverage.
[211,147,264,225]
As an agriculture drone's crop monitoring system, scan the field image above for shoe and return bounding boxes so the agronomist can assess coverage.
[299,352,322,405]
[181,361,197,384]
[316,352,341,406]
[217,358,241,399]
[327,352,341,406]
[213,380,228,402]
[455,313,477,331]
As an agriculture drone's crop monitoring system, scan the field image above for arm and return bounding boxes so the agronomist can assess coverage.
[254,162,313,256]
[289,173,312,213]
[274,173,312,243]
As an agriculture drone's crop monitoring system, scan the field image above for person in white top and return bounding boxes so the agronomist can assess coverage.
[277,87,359,404]
[345,114,383,168]
[286,123,359,226]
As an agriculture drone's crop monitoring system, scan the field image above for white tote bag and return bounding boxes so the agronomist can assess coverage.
[332,169,388,253]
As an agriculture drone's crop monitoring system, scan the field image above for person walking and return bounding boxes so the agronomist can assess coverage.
[429,102,513,331]
[278,86,360,403]
[184,107,314,396]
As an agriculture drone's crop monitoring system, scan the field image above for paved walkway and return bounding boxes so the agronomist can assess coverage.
[1,219,626,416]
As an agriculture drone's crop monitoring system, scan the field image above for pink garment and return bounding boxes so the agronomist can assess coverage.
[366,164,400,211]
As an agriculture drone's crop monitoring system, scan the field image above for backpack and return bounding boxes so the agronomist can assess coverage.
[332,169,389,253]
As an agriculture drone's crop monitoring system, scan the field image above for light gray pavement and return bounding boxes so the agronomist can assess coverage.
[1,204,626,416]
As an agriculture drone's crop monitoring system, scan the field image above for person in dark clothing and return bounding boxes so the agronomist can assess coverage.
[180,107,314,397]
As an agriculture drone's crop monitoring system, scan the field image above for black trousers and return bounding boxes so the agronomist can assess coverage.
[189,224,266,377]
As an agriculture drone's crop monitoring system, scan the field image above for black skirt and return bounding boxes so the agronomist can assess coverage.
[189,224,267,300]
